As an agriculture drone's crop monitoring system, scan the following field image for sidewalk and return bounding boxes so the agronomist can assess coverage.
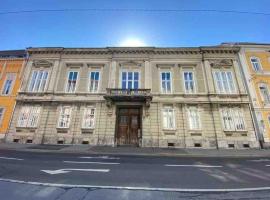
[0,143,270,157]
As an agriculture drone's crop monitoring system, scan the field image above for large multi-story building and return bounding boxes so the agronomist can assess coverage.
[235,43,270,148]
[5,46,259,149]
[0,50,26,140]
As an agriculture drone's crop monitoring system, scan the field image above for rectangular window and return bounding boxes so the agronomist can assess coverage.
[17,106,41,128]
[82,107,95,128]
[161,72,172,93]
[0,107,5,125]
[58,106,72,128]
[89,71,100,93]
[121,71,139,89]
[221,108,245,131]
[2,73,16,95]
[187,107,201,130]
[28,70,49,92]
[162,106,175,129]
[214,71,236,94]
[183,71,195,94]
[259,84,270,105]
[66,71,78,93]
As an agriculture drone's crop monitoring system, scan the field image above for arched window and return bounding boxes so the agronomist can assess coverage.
[250,57,262,72]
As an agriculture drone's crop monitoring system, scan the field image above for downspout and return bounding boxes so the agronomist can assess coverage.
[236,49,263,149]
[199,48,219,149]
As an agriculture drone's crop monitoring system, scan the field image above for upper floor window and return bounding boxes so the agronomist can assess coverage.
[259,83,270,105]
[161,72,172,94]
[66,71,78,93]
[187,106,201,130]
[17,106,41,128]
[183,71,195,94]
[213,71,236,94]
[162,106,175,130]
[89,71,100,93]
[2,73,16,95]
[28,70,49,92]
[58,106,72,128]
[250,57,262,72]
[82,107,95,129]
[221,107,245,131]
[0,107,5,125]
[121,71,139,89]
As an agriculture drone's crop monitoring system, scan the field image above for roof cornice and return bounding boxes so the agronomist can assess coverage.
[27,46,239,55]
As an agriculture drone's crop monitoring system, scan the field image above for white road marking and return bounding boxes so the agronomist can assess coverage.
[165,164,223,168]
[248,159,270,162]
[41,168,110,175]
[79,156,120,160]
[63,161,120,165]
[0,178,270,192]
[0,156,24,161]
[266,165,270,167]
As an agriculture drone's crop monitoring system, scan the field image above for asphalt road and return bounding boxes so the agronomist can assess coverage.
[0,149,270,199]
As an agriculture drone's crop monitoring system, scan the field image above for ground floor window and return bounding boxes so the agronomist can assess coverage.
[17,106,41,127]
[187,106,201,130]
[0,107,5,126]
[58,106,72,128]
[82,107,95,128]
[162,106,175,129]
[221,107,245,131]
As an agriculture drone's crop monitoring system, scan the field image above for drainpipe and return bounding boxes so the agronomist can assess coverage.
[236,50,263,149]
[199,48,219,149]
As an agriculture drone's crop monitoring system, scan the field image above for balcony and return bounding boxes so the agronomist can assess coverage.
[104,88,152,106]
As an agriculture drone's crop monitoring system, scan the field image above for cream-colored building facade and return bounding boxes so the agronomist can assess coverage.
[6,46,259,149]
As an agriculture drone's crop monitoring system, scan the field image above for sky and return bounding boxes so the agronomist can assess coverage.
[0,0,270,50]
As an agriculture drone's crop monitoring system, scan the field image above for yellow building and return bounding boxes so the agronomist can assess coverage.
[236,43,270,148]
[0,50,26,140]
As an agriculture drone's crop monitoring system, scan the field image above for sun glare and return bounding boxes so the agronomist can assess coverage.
[120,38,146,47]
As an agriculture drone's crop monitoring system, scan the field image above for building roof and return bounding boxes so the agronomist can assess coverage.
[0,50,26,58]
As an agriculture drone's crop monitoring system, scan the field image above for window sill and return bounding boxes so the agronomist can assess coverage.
[224,130,247,133]
[81,127,95,130]
[163,129,176,132]
[16,127,37,129]
[56,127,70,130]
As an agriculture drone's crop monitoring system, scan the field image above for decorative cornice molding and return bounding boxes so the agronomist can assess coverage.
[209,59,233,67]
[33,60,53,67]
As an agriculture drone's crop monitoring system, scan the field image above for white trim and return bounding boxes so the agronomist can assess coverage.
[57,106,72,128]
[182,70,196,94]
[88,70,101,93]
[81,106,96,129]
[160,71,172,94]
[1,73,16,96]
[250,56,262,72]
[0,107,5,127]
[162,106,176,130]
[212,70,237,94]
[119,70,141,89]
[17,106,41,128]
[65,70,80,93]
[258,83,270,105]
[220,107,246,131]
[187,106,201,130]
[28,69,50,93]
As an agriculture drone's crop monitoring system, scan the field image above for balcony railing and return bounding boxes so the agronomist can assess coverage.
[106,88,151,96]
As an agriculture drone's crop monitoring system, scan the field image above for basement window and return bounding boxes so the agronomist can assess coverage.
[57,140,64,144]
[167,142,175,147]
[26,139,33,144]
[228,144,235,148]
[243,144,250,148]
[194,143,202,147]
[82,141,89,145]
[13,139,19,143]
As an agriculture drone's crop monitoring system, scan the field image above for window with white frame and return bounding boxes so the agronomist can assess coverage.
[213,71,236,94]
[66,71,78,93]
[89,71,100,93]
[268,115,270,127]
[2,73,16,95]
[162,106,175,129]
[250,57,262,72]
[259,83,270,105]
[17,106,41,128]
[221,107,245,131]
[0,107,5,125]
[82,107,95,128]
[28,70,49,92]
[161,72,172,93]
[187,106,201,130]
[58,106,72,128]
[183,71,195,94]
[121,71,139,89]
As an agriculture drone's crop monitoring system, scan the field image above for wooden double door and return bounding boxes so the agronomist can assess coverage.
[117,107,141,146]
